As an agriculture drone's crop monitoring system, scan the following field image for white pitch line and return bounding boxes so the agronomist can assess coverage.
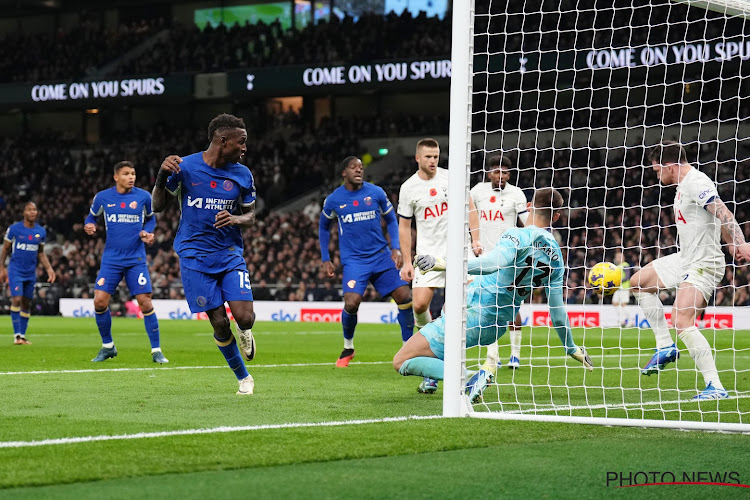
[0,361,392,376]
[0,414,443,449]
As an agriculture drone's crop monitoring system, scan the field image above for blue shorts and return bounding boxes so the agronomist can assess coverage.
[7,273,35,299]
[342,251,408,296]
[180,257,253,313]
[95,260,152,296]
[419,304,513,360]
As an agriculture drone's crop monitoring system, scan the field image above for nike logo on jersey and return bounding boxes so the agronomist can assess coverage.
[192,182,203,186]
[107,204,116,207]
[339,204,346,208]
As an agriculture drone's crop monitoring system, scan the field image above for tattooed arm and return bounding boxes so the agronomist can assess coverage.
[706,198,750,262]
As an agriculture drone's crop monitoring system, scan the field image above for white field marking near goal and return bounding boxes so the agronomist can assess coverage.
[2,352,749,377]
[0,415,444,449]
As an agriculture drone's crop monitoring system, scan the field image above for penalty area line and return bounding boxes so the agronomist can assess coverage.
[0,415,443,449]
[0,361,392,376]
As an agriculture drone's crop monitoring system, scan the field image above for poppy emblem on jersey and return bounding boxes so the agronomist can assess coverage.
[353,200,359,206]
[490,196,496,203]
[97,278,105,286]
[129,201,138,209]
[430,188,437,196]
[364,196,372,205]
[223,180,233,191]
[210,181,218,189]
[196,296,207,307]
[347,280,356,289]
[27,235,32,240]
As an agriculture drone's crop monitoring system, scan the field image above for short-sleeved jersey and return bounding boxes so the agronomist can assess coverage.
[165,152,255,263]
[674,168,723,269]
[470,182,528,250]
[467,225,564,314]
[321,182,394,264]
[87,187,153,263]
[4,222,46,279]
[397,167,450,257]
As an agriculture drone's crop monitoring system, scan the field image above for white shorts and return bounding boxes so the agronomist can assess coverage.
[413,269,446,288]
[611,288,631,305]
[652,252,722,303]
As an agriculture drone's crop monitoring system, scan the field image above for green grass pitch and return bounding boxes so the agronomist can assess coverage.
[1,317,750,498]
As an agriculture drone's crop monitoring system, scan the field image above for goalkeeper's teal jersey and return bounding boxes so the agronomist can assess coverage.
[466,225,569,340]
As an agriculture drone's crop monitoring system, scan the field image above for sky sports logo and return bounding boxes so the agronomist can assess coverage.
[606,471,748,489]
[533,311,600,327]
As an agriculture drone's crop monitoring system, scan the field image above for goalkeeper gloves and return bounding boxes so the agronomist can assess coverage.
[413,255,446,272]
[570,347,594,372]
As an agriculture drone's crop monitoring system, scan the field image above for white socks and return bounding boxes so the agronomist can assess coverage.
[344,338,354,349]
[415,309,432,329]
[678,326,723,389]
[509,327,522,359]
[634,291,673,348]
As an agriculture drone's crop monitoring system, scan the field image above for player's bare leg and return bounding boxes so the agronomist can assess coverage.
[393,332,440,376]
[91,290,117,361]
[673,283,728,399]
[631,263,678,374]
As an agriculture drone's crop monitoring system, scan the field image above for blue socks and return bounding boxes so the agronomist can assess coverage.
[19,310,30,336]
[10,306,20,335]
[342,309,357,341]
[399,357,444,380]
[95,307,113,344]
[397,302,414,342]
[215,335,249,381]
[142,309,160,349]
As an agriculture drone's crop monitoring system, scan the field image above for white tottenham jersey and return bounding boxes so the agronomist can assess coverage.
[398,167,450,258]
[674,167,724,269]
[470,182,527,250]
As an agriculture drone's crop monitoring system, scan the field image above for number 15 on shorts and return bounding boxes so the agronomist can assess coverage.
[237,271,252,290]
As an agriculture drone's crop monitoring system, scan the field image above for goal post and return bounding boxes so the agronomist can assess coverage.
[444,0,750,432]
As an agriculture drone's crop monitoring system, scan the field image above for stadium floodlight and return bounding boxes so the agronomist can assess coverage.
[445,0,750,432]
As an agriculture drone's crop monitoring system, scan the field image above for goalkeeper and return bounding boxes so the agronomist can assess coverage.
[392,187,593,401]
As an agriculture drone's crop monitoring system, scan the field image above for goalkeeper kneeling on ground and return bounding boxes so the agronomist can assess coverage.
[392,187,593,402]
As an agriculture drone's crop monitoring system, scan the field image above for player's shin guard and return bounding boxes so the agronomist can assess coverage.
[634,291,673,348]
[142,309,160,349]
[95,307,113,344]
[341,309,357,348]
[398,357,444,380]
[10,306,21,335]
[414,309,431,329]
[678,326,723,389]
[397,301,414,342]
[215,334,250,381]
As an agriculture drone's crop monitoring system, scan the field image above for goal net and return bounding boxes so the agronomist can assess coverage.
[445,0,750,432]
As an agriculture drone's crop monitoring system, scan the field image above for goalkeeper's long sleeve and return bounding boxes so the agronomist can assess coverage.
[467,239,516,275]
[383,209,400,250]
[318,212,334,262]
[547,287,577,355]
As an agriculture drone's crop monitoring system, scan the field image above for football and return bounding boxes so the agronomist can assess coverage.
[588,262,621,296]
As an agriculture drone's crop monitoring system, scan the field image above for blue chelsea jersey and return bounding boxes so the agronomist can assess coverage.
[321,182,393,263]
[4,222,46,279]
[87,186,154,263]
[166,152,256,259]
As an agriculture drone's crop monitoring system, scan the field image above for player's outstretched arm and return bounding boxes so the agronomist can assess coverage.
[548,288,593,371]
[0,239,10,283]
[152,155,182,212]
[467,238,515,275]
[706,198,750,262]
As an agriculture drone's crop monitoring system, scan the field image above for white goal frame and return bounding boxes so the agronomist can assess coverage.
[443,0,750,433]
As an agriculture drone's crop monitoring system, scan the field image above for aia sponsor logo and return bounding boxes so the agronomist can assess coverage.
[533,311,600,327]
[424,202,448,219]
[301,308,342,322]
